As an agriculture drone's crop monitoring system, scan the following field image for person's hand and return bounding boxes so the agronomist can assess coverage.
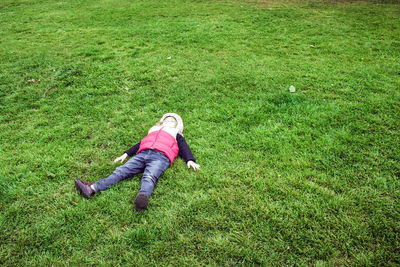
[187,160,200,171]
[114,153,128,163]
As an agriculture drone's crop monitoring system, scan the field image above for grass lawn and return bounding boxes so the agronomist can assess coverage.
[1,0,399,265]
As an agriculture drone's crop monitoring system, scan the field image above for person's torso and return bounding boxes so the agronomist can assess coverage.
[137,127,179,163]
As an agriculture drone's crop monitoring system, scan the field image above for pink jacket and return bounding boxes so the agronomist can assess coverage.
[137,130,179,164]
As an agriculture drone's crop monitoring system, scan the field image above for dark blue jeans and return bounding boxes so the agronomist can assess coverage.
[93,150,170,198]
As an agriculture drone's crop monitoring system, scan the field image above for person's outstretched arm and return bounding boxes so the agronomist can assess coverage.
[113,142,141,163]
[177,134,200,171]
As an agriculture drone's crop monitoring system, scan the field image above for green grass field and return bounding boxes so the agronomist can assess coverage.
[1,0,399,265]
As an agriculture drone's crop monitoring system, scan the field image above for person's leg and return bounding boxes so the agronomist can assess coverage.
[92,153,146,192]
[139,151,170,198]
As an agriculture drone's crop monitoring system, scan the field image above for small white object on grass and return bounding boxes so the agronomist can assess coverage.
[167,56,172,60]
[289,85,296,93]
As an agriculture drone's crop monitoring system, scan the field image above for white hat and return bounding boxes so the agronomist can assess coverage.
[160,113,184,135]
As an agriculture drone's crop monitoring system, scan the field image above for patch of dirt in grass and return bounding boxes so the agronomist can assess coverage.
[236,0,398,7]
[318,0,398,3]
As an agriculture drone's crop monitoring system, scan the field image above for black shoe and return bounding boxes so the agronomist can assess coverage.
[135,192,149,211]
[75,179,95,198]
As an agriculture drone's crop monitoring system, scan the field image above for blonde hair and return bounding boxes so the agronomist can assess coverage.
[155,116,178,128]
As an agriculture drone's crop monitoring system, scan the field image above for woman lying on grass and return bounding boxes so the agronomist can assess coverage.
[75,113,200,211]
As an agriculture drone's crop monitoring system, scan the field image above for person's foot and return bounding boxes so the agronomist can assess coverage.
[135,192,149,211]
[75,179,95,198]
